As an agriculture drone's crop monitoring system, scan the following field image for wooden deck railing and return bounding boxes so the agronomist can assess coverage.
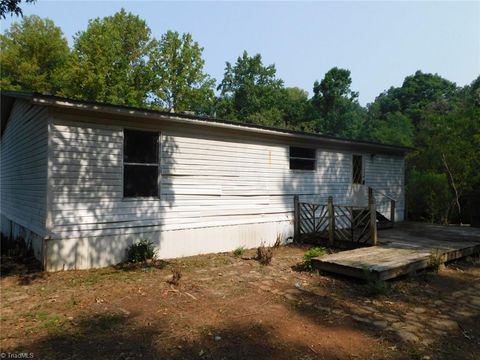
[294,188,384,246]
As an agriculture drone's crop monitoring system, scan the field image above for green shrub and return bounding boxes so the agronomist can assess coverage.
[362,268,390,296]
[406,169,452,223]
[303,247,327,270]
[126,239,156,263]
[233,246,245,257]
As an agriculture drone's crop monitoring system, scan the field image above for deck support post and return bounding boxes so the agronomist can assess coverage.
[294,195,300,242]
[327,196,334,246]
[368,188,378,246]
[390,199,396,227]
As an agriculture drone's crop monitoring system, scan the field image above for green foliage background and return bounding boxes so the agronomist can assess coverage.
[1,11,478,224]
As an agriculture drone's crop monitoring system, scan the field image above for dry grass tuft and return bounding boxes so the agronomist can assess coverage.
[167,268,182,285]
[256,244,273,265]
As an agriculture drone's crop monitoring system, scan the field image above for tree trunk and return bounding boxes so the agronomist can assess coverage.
[441,153,462,224]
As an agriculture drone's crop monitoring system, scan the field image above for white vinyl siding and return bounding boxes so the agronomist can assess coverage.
[47,118,405,240]
[0,100,49,236]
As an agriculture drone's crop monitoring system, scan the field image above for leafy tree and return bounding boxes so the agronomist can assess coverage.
[413,96,480,222]
[216,51,284,124]
[367,112,414,147]
[397,71,458,128]
[365,71,479,223]
[59,9,155,107]
[280,87,309,129]
[150,31,215,113]
[0,0,34,19]
[0,15,70,93]
[406,169,452,223]
[366,71,458,132]
[312,67,358,108]
[308,67,365,138]
[362,98,414,147]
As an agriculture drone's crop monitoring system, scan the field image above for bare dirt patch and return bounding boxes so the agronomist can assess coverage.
[1,246,479,359]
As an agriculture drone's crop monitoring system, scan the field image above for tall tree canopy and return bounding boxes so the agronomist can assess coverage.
[307,67,365,138]
[363,71,479,223]
[216,51,285,126]
[59,9,156,107]
[0,15,70,93]
[0,0,35,19]
[150,31,215,113]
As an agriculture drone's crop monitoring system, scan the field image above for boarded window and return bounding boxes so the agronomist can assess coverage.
[289,147,316,170]
[123,129,159,197]
[352,154,363,184]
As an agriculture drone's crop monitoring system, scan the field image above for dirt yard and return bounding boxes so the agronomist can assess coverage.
[1,244,479,360]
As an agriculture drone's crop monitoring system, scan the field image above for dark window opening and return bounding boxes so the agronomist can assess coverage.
[123,129,159,197]
[352,155,363,184]
[289,146,316,170]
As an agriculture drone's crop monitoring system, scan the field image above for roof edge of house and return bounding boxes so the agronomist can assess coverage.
[1,90,413,155]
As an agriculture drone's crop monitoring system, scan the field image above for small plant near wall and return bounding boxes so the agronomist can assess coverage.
[273,234,282,248]
[126,239,156,263]
[303,247,327,271]
[257,243,273,265]
[233,246,246,257]
[428,249,445,272]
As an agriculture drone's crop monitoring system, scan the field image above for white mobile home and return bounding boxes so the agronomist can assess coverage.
[0,91,409,270]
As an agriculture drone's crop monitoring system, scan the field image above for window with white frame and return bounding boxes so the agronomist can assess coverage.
[123,129,159,197]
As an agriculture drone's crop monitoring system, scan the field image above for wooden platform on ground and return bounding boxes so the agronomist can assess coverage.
[311,222,480,280]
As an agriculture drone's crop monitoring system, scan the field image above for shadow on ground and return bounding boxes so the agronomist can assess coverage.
[0,255,45,285]
[11,313,354,360]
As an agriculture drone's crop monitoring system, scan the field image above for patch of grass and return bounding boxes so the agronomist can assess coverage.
[66,295,78,308]
[42,314,64,331]
[33,310,49,321]
[303,247,327,270]
[82,272,103,286]
[362,268,390,296]
[428,249,444,272]
[31,310,66,333]
[409,348,422,360]
[233,246,246,257]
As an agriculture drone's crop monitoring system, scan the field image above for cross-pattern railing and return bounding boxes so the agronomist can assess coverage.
[333,206,373,244]
[294,188,379,246]
[298,203,329,236]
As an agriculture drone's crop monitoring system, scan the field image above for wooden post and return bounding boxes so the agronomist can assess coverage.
[368,188,378,245]
[294,195,300,242]
[327,196,334,246]
[390,199,396,228]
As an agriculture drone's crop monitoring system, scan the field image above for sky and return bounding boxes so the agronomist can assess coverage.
[1,1,479,105]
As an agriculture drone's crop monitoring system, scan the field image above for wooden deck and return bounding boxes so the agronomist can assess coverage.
[311,222,480,280]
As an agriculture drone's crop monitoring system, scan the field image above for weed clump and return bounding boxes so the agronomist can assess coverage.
[257,244,273,265]
[428,249,444,272]
[273,234,282,248]
[303,247,327,270]
[126,240,156,263]
[167,268,182,286]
